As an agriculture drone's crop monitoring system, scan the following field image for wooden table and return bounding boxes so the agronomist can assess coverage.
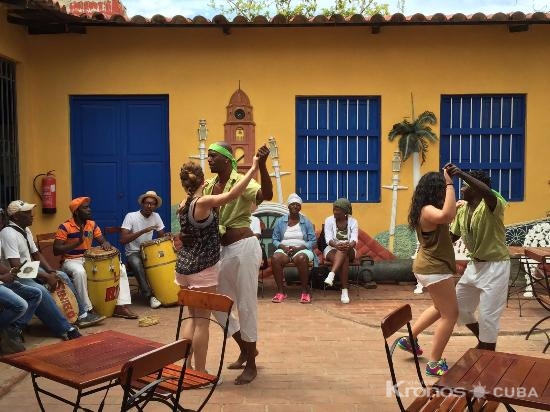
[524,247,550,264]
[0,330,161,411]
[434,348,550,411]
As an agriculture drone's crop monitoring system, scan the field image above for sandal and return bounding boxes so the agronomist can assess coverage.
[300,292,311,304]
[271,292,287,303]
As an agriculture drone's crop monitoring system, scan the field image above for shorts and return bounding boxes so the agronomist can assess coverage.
[414,273,453,288]
[175,262,220,289]
[274,248,315,262]
[323,245,357,259]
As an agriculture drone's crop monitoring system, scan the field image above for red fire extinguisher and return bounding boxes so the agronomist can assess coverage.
[33,170,57,214]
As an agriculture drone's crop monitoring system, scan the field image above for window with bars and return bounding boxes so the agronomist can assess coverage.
[440,94,526,201]
[0,58,19,210]
[295,97,381,203]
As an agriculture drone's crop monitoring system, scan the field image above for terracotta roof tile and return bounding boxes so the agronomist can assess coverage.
[3,0,550,34]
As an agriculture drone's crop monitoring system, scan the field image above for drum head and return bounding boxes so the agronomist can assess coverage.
[140,236,172,248]
[84,246,119,260]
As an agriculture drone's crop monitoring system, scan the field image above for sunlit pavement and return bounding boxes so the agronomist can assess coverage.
[0,280,547,411]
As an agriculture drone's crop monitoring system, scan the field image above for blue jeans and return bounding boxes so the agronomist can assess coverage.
[0,282,42,330]
[13,278,74,337]
[37,268,87,317]
[126,252,153,298]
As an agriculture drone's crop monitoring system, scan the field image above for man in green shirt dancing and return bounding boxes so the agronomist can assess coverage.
[446,164,510,351]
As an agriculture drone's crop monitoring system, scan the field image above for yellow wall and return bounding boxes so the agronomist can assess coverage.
[1,15,549,235]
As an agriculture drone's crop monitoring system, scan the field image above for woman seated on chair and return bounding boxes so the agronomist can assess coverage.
[175,156,258,373]
[271,193,316,304]
[323,198,358,304]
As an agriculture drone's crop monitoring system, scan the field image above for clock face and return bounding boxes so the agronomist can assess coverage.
[234,108,245,120]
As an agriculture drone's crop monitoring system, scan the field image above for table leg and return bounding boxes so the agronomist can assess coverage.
[31,373,46,412]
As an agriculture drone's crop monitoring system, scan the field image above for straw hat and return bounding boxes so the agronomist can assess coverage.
[138,190,162,208]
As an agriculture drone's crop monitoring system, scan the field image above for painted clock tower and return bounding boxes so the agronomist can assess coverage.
[224,87,255,174]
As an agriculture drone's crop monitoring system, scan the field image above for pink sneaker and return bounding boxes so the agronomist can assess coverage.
[300,292,312,304]
[271,293,287,303]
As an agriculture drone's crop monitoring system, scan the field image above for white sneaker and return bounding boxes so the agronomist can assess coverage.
[414,283,424,294]
[340,288,350,304]
[324,271,336,286]
[150,296,162,309]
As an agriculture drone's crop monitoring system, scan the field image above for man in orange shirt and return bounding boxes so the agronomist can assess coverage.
[53,197,137,319]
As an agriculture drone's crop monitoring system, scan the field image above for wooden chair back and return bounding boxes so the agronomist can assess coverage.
[120,339,192,412]
[380,304,468,412]
[134,289,233,412]
[36,232,62,270]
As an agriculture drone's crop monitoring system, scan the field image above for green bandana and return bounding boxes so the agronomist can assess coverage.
[209,143,237,171]
[333,198,352,215]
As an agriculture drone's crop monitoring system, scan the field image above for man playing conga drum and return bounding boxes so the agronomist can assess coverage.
[54,197,138,319]
[120,190,167,309]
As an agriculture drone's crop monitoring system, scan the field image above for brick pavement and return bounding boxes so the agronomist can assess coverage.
[0,281,548,411]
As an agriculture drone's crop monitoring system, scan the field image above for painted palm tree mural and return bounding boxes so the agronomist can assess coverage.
[388,96,438,188]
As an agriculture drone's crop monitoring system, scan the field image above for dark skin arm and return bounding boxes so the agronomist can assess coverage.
[255,145,274,204]
[120,227,166,244]
[53,225,86,256]
[0,262,18,284]
[7,253,60,290]
[444,163,497,212]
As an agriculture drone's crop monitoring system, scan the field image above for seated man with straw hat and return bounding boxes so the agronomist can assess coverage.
[119,190,167,309]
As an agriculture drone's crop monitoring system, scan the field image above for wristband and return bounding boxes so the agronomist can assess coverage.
[446,183,454,186]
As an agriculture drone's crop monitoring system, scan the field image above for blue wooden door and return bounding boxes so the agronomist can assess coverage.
[70,96,170,253]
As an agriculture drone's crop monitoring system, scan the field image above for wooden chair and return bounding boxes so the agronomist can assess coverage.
[381,305,458,411]
[36,232,62,270]
[524,250,550,353]
[119,338,192,411]
[381,304,500,412]
[135,289,233,411]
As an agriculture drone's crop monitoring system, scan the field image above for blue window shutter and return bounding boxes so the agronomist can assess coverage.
[440,94,525,201]
[296,96,380,203]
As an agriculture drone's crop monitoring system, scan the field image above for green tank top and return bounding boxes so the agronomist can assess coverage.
[413,224,456,275]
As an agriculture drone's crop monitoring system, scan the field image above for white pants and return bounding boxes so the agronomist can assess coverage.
[456,260,510,343]
[62,257,132,312]
[214,237,261,342]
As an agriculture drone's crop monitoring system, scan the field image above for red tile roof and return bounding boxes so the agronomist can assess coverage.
[4,0,550,30]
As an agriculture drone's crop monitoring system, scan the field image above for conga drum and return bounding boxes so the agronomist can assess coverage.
[84,247,121,317]
[141,237,180,306]
[51,281,79,324]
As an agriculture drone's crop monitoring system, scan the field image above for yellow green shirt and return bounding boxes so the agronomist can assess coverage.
[204,169,260,236]
[450,197,509,261]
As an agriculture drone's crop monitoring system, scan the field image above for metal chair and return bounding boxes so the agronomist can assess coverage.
[119,339,192,411]
[524,249,550,353]
[135,289,233,411]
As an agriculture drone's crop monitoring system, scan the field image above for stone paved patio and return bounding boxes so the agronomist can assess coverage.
[0,280,548,411]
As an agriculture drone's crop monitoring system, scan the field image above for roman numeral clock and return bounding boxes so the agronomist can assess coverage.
[224,87,256,174]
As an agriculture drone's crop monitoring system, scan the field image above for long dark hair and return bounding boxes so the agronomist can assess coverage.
[408,171,446,230]
[179,162,204,217]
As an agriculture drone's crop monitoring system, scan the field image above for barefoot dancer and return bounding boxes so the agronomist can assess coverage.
[175,156,259,374]
[204,142,273,385]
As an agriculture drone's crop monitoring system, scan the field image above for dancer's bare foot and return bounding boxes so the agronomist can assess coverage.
[234,364,257,385]
[227,349,259,369]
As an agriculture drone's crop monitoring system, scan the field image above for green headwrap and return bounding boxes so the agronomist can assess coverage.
[333,198,352,215]
[209,143,237,171]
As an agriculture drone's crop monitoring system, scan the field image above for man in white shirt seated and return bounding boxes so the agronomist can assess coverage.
[120,191,167,309]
